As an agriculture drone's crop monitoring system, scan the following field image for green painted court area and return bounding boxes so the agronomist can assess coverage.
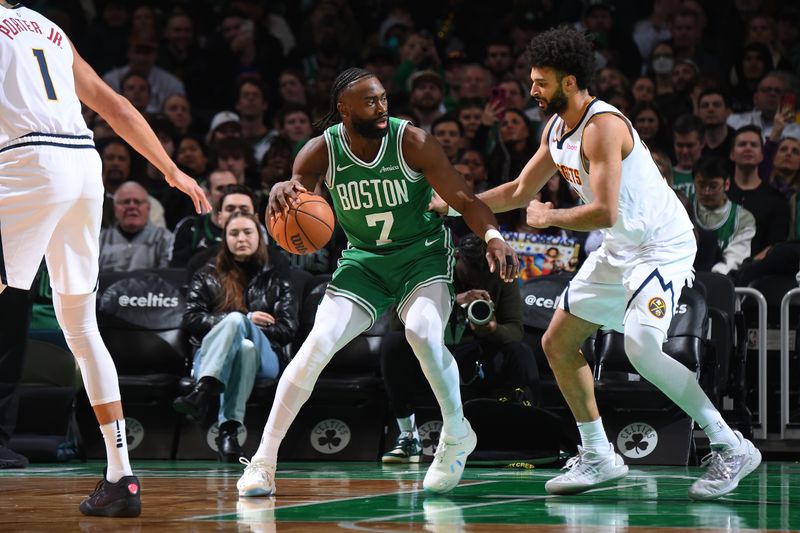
[2,460,799,531]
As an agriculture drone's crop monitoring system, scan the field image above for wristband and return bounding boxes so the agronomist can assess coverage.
[484,229,504,243]
[446,206,461,217]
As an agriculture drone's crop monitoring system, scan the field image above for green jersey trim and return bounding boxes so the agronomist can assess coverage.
[325,285,377,327]
[396,120,425,182]
[323,128,336,188]
[337,123,388,168]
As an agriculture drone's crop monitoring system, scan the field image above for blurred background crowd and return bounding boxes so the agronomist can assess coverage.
[18,0,800,291]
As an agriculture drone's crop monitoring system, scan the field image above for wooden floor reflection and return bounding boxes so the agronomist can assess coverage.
[1,461,798,531]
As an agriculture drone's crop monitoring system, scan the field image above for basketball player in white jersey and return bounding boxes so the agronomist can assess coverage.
[436,27,761,500]
[0,1,210,517]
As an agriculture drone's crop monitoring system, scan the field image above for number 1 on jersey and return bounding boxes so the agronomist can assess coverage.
[32,49,57,101]
[365,212,394,246]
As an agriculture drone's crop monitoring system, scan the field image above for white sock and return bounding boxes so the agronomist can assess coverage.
[577,418,610,453]
[100,419,133,483]
[703,419,740,450]
[253,379,313,464]
[397,414,419,439]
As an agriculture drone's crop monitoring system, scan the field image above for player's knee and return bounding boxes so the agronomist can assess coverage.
[541,330,565,361]
[303,324,338,358]
[404,315,441,353]
[623,322,663,377]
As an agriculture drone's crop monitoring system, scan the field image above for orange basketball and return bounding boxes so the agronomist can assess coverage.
[268,192,335,255]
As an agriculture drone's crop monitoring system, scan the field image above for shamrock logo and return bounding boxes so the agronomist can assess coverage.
[625,433,649,455]
[318,429,341,450]
[422,430,440,451]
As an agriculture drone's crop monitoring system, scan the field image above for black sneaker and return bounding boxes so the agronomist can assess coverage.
[0,445,29,469]
[79,475,141,517]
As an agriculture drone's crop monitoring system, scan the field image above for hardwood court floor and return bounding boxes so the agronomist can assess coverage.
[1,461,798,531]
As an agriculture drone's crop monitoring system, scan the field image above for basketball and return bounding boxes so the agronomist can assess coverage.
[268,192,335,255]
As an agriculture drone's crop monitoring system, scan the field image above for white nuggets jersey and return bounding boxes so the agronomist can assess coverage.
[547,99,693,259]
[0,4,90,145]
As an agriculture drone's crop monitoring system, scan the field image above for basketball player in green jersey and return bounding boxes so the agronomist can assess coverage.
[237,68,519,496]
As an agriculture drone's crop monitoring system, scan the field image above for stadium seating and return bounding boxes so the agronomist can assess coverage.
[77,268,190,460]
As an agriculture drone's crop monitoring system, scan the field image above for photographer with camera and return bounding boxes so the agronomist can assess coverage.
[381,234,538,463]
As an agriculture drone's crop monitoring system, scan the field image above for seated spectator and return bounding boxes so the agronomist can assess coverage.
[727,125,790,260]
[693,157,755,275]
[671,114,705,200]
[161,94,194,137]
[381,235,538,463]
[206,111,243,146]
[697,89,735,161]
[631,102,672,156]
[186,184,263,277]
[102,31,185,114]
[236,79,278,164]
[170,169,238,268]
[120,72,151,115]
[769,137,800,197]
[458,148,489,193]
[209,136,258,188]
[431,114,464,164]
[98,182,173,272]
[176,134,209,180]
[278,105,313,156]
[728,73,800,140]
[175,213,298,462]
[99,138,166,228]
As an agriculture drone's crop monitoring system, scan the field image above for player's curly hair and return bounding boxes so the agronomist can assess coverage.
[525,26,595,90]
[314,68,376,131]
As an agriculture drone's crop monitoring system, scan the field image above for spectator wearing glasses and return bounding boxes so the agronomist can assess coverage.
[692,157,755,275]
[728,73,800,141]
[98,182,173,272]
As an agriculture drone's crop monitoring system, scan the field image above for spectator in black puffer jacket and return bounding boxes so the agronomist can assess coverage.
[174,212,298,462]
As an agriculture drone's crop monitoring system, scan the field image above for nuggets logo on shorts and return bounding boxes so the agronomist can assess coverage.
[648,297,667,318]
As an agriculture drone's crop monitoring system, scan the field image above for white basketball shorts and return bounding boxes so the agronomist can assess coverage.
[558,231,697,336]
[0,135,102,294]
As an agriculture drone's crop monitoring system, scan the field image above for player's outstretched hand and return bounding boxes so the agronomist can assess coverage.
[268,181,307,220]
[166,170,212,215]
[486,238,520,282]
[428,191,449,215]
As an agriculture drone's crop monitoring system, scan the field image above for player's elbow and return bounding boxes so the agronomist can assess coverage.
[595,205,617,228]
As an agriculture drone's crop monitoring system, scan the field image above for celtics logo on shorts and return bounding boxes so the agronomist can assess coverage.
[648,296,667,318]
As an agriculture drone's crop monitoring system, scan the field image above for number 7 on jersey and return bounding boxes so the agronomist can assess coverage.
[365,212,394,246]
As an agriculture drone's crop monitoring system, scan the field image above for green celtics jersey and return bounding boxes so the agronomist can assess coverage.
[323,118,443,251]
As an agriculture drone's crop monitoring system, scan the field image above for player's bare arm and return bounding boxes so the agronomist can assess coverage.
[267,135,327,218]
[477,115,560,212]
[403,125,520,281]
[70,41,211,215]
[527,114,625,231]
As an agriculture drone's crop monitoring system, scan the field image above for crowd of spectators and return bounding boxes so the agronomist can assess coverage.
[31,0,793,286]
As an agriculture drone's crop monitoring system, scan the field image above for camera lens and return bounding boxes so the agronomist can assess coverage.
[467,299,494,326]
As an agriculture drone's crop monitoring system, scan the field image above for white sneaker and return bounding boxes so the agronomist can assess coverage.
[237,457,277,497]
[545,443,628,495]
[423,419,477,494]
[688,430,761,501]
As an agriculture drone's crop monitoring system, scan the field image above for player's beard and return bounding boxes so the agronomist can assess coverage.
[542,85,568,115]
[351,115,389,140]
